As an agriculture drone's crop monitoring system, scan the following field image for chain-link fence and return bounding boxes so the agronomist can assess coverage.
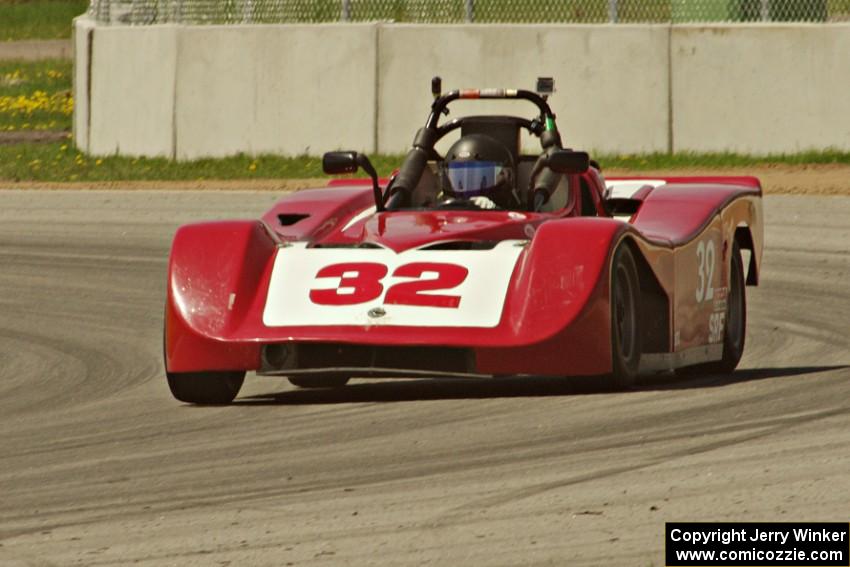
[88,0,850,25]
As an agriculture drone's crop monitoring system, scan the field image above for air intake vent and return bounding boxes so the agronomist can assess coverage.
[274,343,474,373]
[298,343,474,372]
[278,213,309,226]
[310,242,385,249]
[421,240,499,251]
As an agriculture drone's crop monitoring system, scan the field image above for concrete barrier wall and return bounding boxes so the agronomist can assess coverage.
[176,24,378,159]
[378,25,670,155]
[88,25,178,157]
[75,20,850,158]
[672,24,850,153]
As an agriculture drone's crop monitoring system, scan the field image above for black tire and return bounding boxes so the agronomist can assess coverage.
[604,244,642,389]
[167,371,245,405]
[288,375,350,389]
[705,241,747,374]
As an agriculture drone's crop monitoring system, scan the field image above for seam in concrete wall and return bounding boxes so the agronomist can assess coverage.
[666,24,673,154]
[86,27,93,154]
[171,26,180,160]
[373,23,380,154]
[72,17,93,152]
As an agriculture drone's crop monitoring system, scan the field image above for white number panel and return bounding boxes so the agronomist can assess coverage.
[263,241,526,328]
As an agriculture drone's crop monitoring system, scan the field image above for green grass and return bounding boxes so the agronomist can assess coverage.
[0,0,88,41]
[0,59,73,131]
[0,142,406,182]
[1,143,848,183]
[0,59,70,96]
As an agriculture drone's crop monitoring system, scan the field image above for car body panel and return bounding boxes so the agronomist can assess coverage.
[165,173,762,378]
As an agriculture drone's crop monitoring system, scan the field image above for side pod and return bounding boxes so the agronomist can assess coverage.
[165,220,278,373]
[476,218,634,377]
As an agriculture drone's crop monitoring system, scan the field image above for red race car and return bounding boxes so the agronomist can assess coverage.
[164,78,763,404]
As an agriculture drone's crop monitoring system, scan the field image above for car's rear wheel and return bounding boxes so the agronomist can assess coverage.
[604,243,642,389]
[288,375,350,389]
[706,241,747,374]
[167,371,245,405]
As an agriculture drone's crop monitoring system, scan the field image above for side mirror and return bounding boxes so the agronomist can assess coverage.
[322,151,384,212]
[322,151,359,175]
[528,149,591,211]
[546,150,590,175]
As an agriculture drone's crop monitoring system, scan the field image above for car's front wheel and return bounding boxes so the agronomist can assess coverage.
[167,371,245,404]
[288,375,350,389]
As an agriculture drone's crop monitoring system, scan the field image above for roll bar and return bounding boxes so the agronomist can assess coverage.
[388,79,565,206]
[426,88,557,130]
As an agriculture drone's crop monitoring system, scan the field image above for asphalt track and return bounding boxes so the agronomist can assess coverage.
[1,190,848,566]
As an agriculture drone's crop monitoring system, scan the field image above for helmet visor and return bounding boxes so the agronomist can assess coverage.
[446,161,504,197]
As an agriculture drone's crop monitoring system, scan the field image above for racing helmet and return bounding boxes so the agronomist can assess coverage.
[442,134,515,200]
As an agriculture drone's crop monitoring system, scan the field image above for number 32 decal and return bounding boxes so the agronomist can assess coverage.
[309,262,468,308]
[695,239,716,303]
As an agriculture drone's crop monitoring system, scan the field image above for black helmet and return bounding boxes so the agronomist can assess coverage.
[443,134,514,200]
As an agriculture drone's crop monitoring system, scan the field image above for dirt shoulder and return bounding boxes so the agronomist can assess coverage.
[0,178,323,192]
[606,163,850,196]
[0,131,69,145]
[0,39,71,61]
[1,164,848,195]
